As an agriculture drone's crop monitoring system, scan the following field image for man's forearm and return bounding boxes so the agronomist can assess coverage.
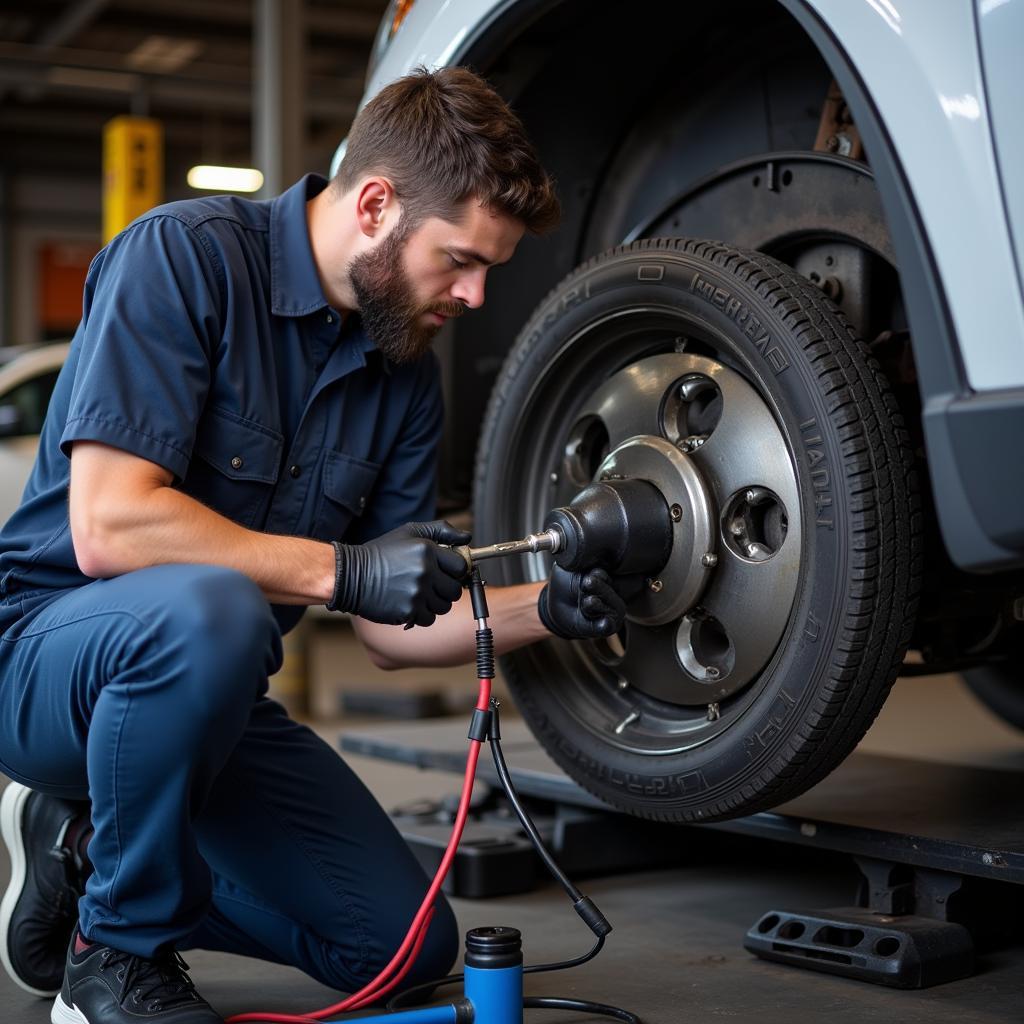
[73,478,334,605]
[353,581,548,669]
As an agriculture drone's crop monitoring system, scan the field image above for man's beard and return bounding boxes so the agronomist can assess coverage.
[348,226,464,365]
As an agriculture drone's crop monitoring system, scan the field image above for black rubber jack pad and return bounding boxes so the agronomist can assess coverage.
[396,817,540,899]
[744,906,975,988]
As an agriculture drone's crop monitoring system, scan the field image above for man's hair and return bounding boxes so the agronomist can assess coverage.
[333,66,560,235]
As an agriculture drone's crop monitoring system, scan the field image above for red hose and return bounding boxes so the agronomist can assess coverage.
[226,676,493,1024]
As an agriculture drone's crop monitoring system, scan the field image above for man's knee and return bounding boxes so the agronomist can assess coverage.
[162,565,270,638]
[130,565,281,710]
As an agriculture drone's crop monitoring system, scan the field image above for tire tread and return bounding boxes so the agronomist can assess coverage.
[476,237,922,822]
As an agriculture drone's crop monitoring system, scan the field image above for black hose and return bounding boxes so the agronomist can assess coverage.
[525,934,604,976]
[386,698,638,1021]
[489,715,581,903]
[524,996,642,1022]
[387,935,607,1011]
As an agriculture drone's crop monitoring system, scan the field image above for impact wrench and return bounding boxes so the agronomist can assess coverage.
[452,477,675,580]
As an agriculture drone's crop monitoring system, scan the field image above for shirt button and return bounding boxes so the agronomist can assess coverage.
[289,464,302,478]
[325,313,333,324]
[230,456,243,470]
[358,496,366,510]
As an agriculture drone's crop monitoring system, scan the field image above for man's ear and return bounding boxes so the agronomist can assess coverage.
[355,177,397,237]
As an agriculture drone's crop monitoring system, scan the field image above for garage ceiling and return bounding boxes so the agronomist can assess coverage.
[0,0,389,189]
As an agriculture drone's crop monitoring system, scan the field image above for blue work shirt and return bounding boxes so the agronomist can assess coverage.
[0,174,443,633]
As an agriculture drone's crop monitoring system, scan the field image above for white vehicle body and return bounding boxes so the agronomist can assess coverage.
[0,343,71,528]
[338,0,1024,572]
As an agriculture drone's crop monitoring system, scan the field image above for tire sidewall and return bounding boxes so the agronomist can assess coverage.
[476,245,866,817]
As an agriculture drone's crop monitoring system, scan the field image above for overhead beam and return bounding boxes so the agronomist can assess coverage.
[11,0,111,104]
[0,40,249,84]
[109,0,380,37]
[35,0,111,48]
[0,62,358,120]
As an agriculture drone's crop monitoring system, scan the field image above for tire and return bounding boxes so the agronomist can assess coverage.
[963,665,1024,731]
[474,238,921,822]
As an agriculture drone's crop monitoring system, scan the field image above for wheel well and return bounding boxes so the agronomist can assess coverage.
[441,0,862,505]
[439,0,1024,658]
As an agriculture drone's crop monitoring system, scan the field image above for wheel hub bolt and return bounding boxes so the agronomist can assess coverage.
[647,578,664,593]
[670,503,683,522]
[701,552,718,568]
[705,666,720,680]
[706,702,721,721]
[677,435,706,453]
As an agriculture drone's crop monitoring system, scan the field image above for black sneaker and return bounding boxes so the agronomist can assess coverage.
[52,927,222,1023]
[1,782,91,997]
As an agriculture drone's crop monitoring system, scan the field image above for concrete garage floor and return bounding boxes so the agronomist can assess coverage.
[2,667,1023,1023]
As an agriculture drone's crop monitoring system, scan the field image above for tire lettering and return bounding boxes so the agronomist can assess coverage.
[539,279,592,332]
[689,272,790,375]
[743,688,797,758]
[555,735,708,796]
[799,417,834,530]
[637,265,664,281]
[803,612,820,643]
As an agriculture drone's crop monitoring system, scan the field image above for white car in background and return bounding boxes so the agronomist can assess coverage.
[338,0,1024,823]
[0,343,70,528]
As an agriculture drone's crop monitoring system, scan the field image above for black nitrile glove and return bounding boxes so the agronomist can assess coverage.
[327,520,471,627]
[538,565,628,640]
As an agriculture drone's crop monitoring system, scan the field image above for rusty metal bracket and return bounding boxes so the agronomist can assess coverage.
[814,78,864,160]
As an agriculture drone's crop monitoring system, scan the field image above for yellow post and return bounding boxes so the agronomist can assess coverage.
[102,116,163,243]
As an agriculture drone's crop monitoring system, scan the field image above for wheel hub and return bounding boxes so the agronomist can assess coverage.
[595,436,713,627]
[569,351,802,707]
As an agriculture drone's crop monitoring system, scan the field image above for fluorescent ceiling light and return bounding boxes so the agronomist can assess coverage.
[127,36,202,74]
[187,166,264,193]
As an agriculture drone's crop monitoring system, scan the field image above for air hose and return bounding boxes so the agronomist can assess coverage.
[227,568,640,1023]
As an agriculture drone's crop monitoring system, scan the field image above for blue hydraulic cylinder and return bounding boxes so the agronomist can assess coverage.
[463,925,524,1024]
[464,962,523,1024]
[332,926,523,1024]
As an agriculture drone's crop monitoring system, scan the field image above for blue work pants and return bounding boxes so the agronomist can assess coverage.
[0,564,458,992]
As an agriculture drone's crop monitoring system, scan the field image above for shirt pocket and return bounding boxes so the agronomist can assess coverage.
[312,449,381,541]
[183,406,284,529]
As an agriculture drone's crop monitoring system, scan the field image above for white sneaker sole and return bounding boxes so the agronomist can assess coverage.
[1,781,62,998]
[51,993,87,1024]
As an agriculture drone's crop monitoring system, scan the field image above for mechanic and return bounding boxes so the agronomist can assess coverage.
[0,66,628,1024]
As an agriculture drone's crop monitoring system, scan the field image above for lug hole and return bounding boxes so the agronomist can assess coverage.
[722,487,788,561]
[676,611,735,682]
[662,373,722,446]
[563,415,610,488]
